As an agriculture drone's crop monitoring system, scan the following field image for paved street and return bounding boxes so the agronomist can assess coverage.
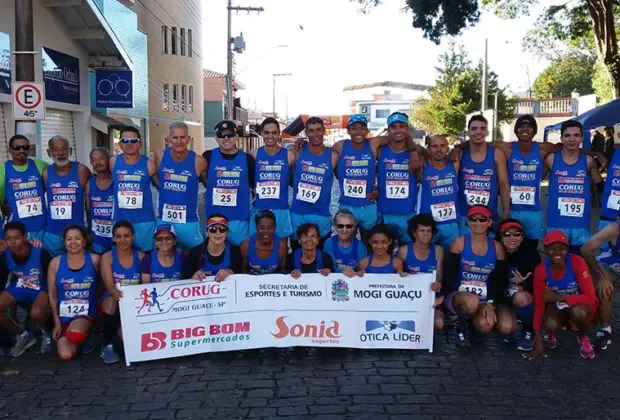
[2,298,620,420]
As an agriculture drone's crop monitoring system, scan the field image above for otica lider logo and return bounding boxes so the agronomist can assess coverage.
[360,320,421,344]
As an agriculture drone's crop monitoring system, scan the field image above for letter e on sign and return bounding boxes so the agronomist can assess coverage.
[12,82,46,120]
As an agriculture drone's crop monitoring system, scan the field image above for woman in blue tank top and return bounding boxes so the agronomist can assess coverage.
[358,224,403,274]
[241,210,287,275]
[47,225,100,361]
[323,210,367,277]
[141,224,184,284]
[287,223,335,278]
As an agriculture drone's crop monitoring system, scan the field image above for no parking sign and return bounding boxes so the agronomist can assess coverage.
[12,82,46,120]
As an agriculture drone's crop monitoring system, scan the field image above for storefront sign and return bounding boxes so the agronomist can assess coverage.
[42,47,79,104]
[0,32,10,95]
[95,70,133,108]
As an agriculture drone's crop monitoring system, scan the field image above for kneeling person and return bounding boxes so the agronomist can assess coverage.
[141,224,184,283]
[287,223,334,278]
[358,224,403,274]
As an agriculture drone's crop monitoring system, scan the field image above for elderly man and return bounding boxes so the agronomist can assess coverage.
[86,147,114,255]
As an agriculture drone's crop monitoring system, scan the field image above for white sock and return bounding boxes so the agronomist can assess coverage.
[19,331,30,339]
[602,326,612,334]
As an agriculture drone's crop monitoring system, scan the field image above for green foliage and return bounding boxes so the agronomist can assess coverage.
[532,52,596,99]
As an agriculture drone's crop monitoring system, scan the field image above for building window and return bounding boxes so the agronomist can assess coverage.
[180,28,186,56]
[181,85,187,112]
[162,26,168,54]
[375,109,390,118]
[163,83,169,111]
[188,29,193,58]
[171,27,177,55]
[188,85,194,112]
[172,84,179,112]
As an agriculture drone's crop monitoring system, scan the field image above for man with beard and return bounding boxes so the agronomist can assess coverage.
[86,147,114,255]
[42,136,91,256]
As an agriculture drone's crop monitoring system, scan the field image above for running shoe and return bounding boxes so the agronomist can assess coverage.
[40,333,52,354]
[455,328,470,348]
[579,336,595,359]
[81,339,94,355]
[543,332,557,349]
[10,333,36,357]
[100,344,120,364]
[593,330,612,351]
[517,330,534,351]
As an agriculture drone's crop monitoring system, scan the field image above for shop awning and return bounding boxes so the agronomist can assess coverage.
[90,109,125,133]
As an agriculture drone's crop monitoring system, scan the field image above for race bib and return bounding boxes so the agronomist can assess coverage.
[213,188,238,207]
[16,197,43,219]
[118,191,143,209]
[343,179,367,199]
[59,300,89,319]
[256,181,280,200]
[459,281,487,299]
[50,201,72,220]
[607,190,620,211]
[558,197,585,218]
[465,190,490,206]
[297,182,321,203]
[386,181,409,199]
[162,204,187,223]
[431,201,457,222]
[92,220,113,238]
[511,186,536,206]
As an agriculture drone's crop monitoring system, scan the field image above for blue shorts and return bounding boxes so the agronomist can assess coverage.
[28,230,44,242]
[226,220,249,246]
[132,221,157,252]
[340,203,378,231]
[380,213,415,243]
[458,217,496,237]
[435,222,459,249]
[597,252,620,279]
[157,220,203,250]
[599,220,615,252]
[93,242,112,255]
[249,208,293,238]
[290,213,332,240]
[4,285,46,308]
[546,227,590,247]
[43,231,65,257]
[511,209,545,240]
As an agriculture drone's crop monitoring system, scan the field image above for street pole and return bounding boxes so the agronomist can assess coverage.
[15,0,37,150]
[272,73,291,117]
[493,91,499,140]
[481,38,488,112]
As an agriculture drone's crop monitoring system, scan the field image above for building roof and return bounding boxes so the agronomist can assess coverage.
[343,81,432,92]
[203,69,245,90]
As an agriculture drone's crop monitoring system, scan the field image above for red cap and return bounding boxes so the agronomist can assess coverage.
[543,230,569,247]
[467,205,492,218]
[206,215,228,228]
[499,221,523,234]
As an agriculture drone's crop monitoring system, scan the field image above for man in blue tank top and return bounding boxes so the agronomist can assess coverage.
[249,117,296,238]
[155,121,208,250]
[1,135,47,241]
[111,126,159,252]
[598,143,620,235]
[86,148,114,254]
[203,121,254,246]
[545,120,603,255]
[42,136,92,256]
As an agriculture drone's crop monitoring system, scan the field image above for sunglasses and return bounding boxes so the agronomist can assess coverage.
[467,216,489,223]
[11,145,30,151]
[208,226,228,234]
[502,231,523,238]
[121,137,140,144]
[336,224,354,229]
[155,236,175,243]
[218,132,236,139]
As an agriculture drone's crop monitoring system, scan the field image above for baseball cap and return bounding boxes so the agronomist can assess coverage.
[347,114,368,128]
[154,224,176,237]
[387,112,409,127]
[206,215,229,229]
[467,205,492,218]
[543,230,569,247]
[215,120,237,137]
[514,115,538,134]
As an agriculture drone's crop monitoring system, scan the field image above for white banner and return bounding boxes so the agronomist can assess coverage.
[119,273,436,365]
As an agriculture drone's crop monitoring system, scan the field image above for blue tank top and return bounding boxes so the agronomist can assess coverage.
[4,160,46,231]
[458,145,498,218]
[508,142,543,211]
[149,251,183,283]
[547,152,591,230]
[254,147,289,210]
[338,140,376,207]
[112,155,155,223]
[365,254,395,274]
[404,243,437,274]
[601,148,620,220]
[377,146,416,214]
[45,162,85,234]
[158,149,199,223]
[56,252,97,322]
[612,223,620,257]
[205,149,250,220]
[247,234,281,275]
[457,235,496,300]
[200,242,232,275]
[543,255,579,297]
[293,249,324,272]
[291,146,334,216]
[111,248,142,286]
[88,176,114,250]
[330,236,360,273]
[5,246,46,291]
[419,160,459,225]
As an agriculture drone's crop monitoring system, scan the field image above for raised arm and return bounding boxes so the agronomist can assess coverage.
[494,148,511,219]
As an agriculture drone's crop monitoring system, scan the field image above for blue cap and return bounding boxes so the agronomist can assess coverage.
[387,112,409,127]
[347,114,368,127]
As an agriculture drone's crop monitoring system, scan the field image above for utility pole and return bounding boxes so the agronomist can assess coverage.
[481,38,488,112]
[15,0,37,150]
[226,1,263,120]
[493,91,499,140]
[272,73,291,117]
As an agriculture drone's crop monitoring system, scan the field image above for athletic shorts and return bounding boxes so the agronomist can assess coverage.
[61,317,95,335]
[511,209,545,240]
[546,227,590,247]
[93,242,112,255]
[598,219,615,252]
[597,251,620,279]
[291,213,332,240]
[226,220,249,246]
[28,230,44,242]
[443,291,487,315]
[4,286,45,308]
[249,208,293,238]
[380,213,415,243]
[132,221,157,253]
[43,231,65,257]
[157,219,203,249]
[435,222,459,249]
[340,203,378,232]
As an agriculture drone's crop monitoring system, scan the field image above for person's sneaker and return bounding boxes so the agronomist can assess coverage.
[579,336,596,360]
[455,329,470,348]
[517,330,534,351]
[593,330,612,351]
[40,333,52,354]
[100,344,120,364]
[543,332,557,349]
[10,333,36,357]
[81,339,94,355]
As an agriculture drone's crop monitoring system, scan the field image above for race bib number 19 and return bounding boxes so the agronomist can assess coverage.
[51,202,72,220]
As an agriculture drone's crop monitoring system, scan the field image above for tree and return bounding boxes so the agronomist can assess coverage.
[532,52,596,99]
[355,0,620,99]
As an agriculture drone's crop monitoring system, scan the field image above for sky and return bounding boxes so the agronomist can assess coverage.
[202,0,556,117]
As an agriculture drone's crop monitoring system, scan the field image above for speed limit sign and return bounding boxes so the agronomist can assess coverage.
[12,82,46,120]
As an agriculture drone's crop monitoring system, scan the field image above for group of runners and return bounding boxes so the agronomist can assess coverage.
[0,111,618,363]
